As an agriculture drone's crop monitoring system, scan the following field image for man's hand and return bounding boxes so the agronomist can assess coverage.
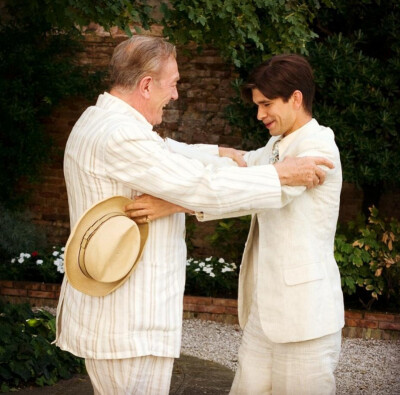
[274,156,335,189]
[125,194,193,224]
[218,147,247,167]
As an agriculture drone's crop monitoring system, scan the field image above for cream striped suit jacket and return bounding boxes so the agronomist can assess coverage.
[55,92,287,359]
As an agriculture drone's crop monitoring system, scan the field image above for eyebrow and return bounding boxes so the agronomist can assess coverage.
[254,99,271,105]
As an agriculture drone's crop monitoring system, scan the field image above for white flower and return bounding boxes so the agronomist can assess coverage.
[11,258,15,263]
[36,260,43,265]
[218,258,225,263]
[24,253,31,258]
[18,258,24,263]
[194,268,200,272]
[57,265,65,274]
[205,257,212,262]
[199,262,205,267]
[54,258,64,268]
[209,273,215,277]
[52,251,59,256]
[61,247,65,251]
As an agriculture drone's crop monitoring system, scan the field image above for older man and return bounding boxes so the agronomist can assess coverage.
[56,35,333,395]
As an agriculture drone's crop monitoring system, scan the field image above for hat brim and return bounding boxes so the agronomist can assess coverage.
[65,196,149,297]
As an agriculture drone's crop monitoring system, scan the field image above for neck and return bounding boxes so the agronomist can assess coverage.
[109,87,147,120]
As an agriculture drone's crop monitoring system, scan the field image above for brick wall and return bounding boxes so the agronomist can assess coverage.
[25,31,399,251]
[1,280,399,340]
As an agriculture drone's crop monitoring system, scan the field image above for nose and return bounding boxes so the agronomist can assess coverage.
[171,87,179,101]
[257,106,266,121]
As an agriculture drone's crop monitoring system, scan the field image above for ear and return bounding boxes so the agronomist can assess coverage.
[291,90,303,110]
[138,76,152,99]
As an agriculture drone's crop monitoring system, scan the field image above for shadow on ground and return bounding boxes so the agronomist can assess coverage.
[11,354,234,394]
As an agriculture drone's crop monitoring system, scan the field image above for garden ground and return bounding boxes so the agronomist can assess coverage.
[11,318,400,395]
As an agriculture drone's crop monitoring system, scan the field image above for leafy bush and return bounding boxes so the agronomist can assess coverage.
[0,246,65,284]
[335,207,400,311]
[185,256,238,299]
[0,204,47,261]
[309,31,400,213]
[206,216,251,264]
[0,301,84,392]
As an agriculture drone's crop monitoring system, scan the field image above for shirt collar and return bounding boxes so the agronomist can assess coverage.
[96,92,152,128]
[276,118,319,155]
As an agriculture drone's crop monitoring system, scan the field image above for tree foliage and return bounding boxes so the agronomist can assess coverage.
[161,0,333,72]
[310,0,400,212]
[159,0,400,212]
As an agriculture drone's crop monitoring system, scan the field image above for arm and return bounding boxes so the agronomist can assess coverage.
[106,129,284,216]
[166,138,247,167]
[125,155,334,223]
[125,194,192,223]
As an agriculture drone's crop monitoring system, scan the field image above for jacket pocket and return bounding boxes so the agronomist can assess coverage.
[283,263,324,286]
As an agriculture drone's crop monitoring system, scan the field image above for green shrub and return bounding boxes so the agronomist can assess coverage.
[185,256,239,299]
[0,301,84,392]
[206,216,251,264]
[335,207,400,311]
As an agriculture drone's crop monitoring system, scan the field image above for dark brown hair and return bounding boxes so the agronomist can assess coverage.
[241,54,315,115]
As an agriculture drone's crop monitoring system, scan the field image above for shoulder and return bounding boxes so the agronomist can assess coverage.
[296,120,340,159]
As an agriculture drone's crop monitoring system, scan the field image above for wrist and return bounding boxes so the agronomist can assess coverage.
[273,162,289,185]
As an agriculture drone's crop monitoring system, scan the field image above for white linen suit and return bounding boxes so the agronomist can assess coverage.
[55,92,288,361]
[200,119,345,342]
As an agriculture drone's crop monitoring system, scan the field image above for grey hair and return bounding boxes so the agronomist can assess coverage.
[109,35,177,91]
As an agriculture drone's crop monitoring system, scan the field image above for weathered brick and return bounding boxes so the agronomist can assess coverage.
[345,310,364,319]
[379,321,400,331]
[0,280,14,288]
[345,318,362,327]
[1,287,27,297]
[28,290,56,299]
[365,312,395,322]
[184,296,213,305]
[212,298,238,308]
[358,320,379,329]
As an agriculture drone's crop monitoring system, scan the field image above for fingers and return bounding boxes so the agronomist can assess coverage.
[219,147,248,167]
[315,166,326,185]
[130,215,150,224]
[234,154,248,167]
[125,208,148,218]
[312,156,334,169]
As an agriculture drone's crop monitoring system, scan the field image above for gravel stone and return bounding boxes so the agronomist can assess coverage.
[181,318,400,394]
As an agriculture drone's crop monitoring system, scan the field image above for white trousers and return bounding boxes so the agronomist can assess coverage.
[85,355,174,395]
[230,301,341,395]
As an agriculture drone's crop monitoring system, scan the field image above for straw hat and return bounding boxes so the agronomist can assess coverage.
[64,196,149,297]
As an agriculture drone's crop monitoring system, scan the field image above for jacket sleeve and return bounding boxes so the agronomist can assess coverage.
[165,138,238,168]
[104,128,282,215]
[196,132,341,221]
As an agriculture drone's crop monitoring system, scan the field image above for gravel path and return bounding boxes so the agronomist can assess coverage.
[181,319,400,395]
